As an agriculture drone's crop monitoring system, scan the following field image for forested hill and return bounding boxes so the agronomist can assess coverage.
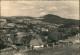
[41,14,79,26]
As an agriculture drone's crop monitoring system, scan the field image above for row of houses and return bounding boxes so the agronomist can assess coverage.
[11,18,42,24]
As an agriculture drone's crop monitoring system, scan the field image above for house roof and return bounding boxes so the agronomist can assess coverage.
[30,38,44,46]
[0,19,6,22]
[7,23,15,27]
[17,32,27,38]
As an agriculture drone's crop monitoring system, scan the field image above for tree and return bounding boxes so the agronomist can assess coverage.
[47,28,60,43]
[0,37,5,49]
[0,33,9,49]
[21,35,32,45]
[10,30,18,44]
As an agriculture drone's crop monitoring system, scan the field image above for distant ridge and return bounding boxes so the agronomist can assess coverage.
[41,14,79,26]
[1,14,79,26]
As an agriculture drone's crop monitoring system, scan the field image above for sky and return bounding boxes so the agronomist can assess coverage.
[1,1,79,20]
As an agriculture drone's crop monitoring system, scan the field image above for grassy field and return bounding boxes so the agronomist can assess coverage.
[0,43,80,55]
[27,44,80,55]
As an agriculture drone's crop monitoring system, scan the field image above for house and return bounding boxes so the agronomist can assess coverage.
[6,34,10,37]
[16,25,24,28]
[0,19,6,22]
[58,40,73,47]
[0,22,7,28]
[17,19,23,23]
[41,28,48,32]
[30,37,44,50]
[7,23,16,28]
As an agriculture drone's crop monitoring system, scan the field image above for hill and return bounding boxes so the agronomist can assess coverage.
[41,14,79,26]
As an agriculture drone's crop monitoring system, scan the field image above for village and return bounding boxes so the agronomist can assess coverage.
[0,17,80,55]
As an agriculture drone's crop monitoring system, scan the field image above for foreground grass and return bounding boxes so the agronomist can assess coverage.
[0,44,80,55]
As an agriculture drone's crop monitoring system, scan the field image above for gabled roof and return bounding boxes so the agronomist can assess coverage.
[30,38,44,46]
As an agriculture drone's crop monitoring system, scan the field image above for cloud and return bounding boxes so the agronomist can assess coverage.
[17,1,33,5]
[60,5,69,9]
[68,15,79,20]
[63,11,68,14]
[40,5,44,7]
[20,6,34,9]
[1,7,10,10]
[40,12,47,16]
[38,8,44,11]
[47,6,58,11]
